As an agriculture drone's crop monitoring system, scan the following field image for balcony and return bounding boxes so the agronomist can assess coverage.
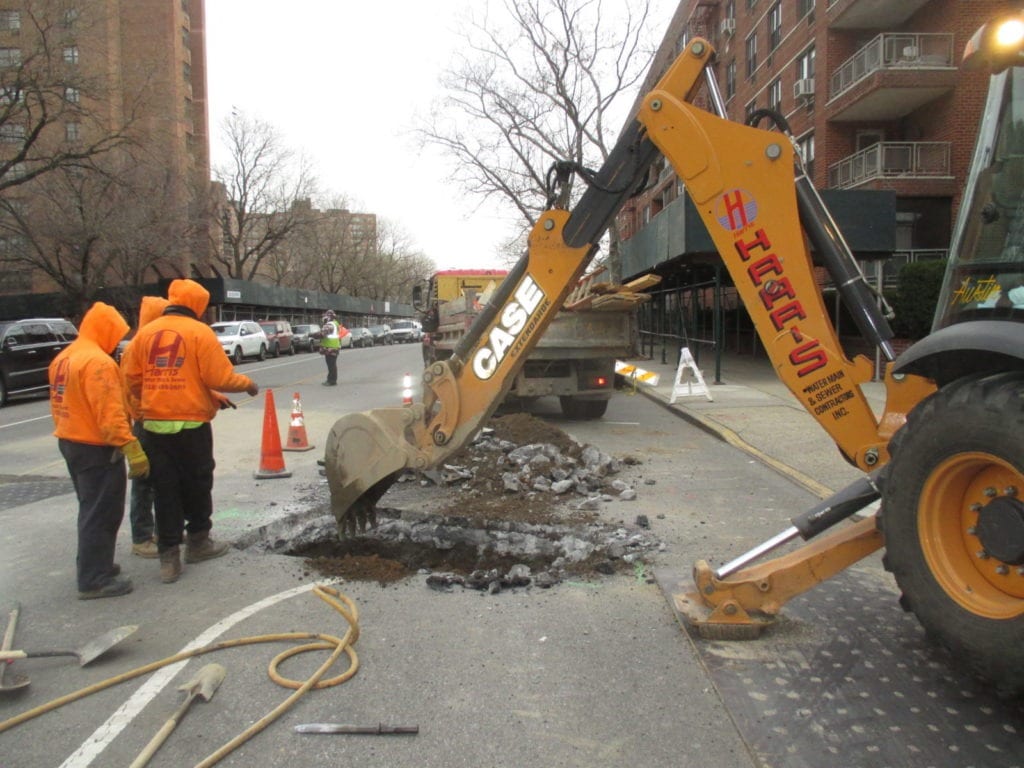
[827,0,931,30]
[827,33,956,121]
[828,141,951,189]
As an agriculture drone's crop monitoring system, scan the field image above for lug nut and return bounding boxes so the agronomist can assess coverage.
[984,486,997,497]
[970,503,983,512]
[977,550,990,560]
[996,565,1010,575]
[1005,486,1018,497]
[967,526,977,535]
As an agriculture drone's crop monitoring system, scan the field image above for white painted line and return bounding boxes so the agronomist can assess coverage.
[0,414,51,430]
[60,580,332,767]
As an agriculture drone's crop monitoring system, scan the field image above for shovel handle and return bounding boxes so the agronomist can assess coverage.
[0,651,26,661]
[129,694,197,768]
[1,604,19,653]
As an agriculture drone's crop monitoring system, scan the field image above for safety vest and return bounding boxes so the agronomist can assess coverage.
[321,320,340,350]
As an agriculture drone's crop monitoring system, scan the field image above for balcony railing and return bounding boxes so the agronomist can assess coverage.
[829,33,954,100]
[828,141,951,189]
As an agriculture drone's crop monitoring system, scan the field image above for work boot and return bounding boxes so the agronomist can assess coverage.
[78,577,133,600]
[185,531,229,563]
[160,546,182,584]
[132,538,158,558]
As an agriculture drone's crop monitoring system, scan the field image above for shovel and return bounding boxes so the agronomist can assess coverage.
[0,604,30,692]
[0,624,137,667]
[129,663,227,768]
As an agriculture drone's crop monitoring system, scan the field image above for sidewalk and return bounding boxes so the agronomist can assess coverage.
[620,348,886,499]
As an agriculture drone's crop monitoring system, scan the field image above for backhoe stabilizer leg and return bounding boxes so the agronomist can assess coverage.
[675,516,883,640]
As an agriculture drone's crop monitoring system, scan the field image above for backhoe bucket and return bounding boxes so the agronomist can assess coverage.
[324,407,419,537]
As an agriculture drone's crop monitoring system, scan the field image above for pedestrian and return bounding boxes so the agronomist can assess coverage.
[121,296,169,559]
[319,310,348,386]
[49,301,149,600]
[121,279,258,584]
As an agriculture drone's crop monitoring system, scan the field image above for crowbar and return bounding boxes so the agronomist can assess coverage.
[294,722,419,734]
[129,662,227,768]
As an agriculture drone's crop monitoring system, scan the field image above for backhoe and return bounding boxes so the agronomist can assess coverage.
[324,13,1024,696]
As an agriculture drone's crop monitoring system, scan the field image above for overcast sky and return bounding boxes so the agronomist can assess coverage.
[204,1,672,272]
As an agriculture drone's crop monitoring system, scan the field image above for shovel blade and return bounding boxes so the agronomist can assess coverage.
[178,662,226,701]
[77,624,138,666]
[324,409,412,537]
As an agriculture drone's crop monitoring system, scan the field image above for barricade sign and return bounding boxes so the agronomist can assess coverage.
[614,360,660,387]
[670,347,713,403]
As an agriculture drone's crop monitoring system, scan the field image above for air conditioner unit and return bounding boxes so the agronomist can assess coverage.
[720,18,736,37]
[793,78,815,100]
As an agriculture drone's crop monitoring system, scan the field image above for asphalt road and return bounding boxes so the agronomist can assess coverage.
[0,343,1021,767]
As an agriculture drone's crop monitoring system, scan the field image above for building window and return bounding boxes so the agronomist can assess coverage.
[725,0,735,19]
[745,99,757,122]
[768,3,781,51]
[63,8,79,28]
[726,60,736,100]
[769,78,782,113]
[797,132,815,177]
[65,122,80,141]
[183,61,191,82]
[795,45,815,80]
[0,123,23,143]
[182,26,189,48]
[0,46,19,67]
[746,0,757,9]
[745,33,757,78]
[0,86,21,104]
[64,86,79,103]
[0,10,20,33]
[797,0,814,19]
[62,46,79,64]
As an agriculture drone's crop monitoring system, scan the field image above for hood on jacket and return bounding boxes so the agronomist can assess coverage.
[167,279,210,318]
[79,301,130,355]
[138,296,170,328]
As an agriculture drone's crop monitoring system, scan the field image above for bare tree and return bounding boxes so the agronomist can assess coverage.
[213,111,317,281]
[417,0,656,278]
[362,220,435,303]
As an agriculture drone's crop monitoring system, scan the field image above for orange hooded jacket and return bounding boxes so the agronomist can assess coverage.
[121,296,169,422]
[49,302,135,447]
[122,279,255,423]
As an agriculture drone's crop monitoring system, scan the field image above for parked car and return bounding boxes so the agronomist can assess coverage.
[368,324,393,345]
[0,317,79,407]
[258,320,294,357]
[390,319,423,343]
[292,323,322,352]
[348,327,374,348]
[211,321,268,364]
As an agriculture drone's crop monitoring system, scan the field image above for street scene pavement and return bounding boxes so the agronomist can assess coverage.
[0,343,1022,767]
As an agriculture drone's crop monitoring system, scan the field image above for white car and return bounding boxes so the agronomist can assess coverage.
[390,319,423,343]
[211,321,268,364]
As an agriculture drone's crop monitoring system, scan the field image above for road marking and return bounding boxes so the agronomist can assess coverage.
[0,414,51,430]
[60,580,331,768]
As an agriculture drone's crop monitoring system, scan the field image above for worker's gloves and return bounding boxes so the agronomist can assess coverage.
[120,439,150,479]
[212,392,237,410]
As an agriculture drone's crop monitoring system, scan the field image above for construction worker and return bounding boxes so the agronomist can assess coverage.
[121,279,258,584]
[49,301,149,600]
[120,296,169,559]
[320,309,346,386]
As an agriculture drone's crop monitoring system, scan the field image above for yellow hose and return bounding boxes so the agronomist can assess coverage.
[0,584,360,768]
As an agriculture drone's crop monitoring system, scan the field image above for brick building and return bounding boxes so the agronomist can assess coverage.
[621,0,1003,289]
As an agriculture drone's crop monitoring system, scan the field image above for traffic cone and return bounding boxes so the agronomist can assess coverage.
[283,391,314,452]
[254,389,292,479]
[402,373,413,406]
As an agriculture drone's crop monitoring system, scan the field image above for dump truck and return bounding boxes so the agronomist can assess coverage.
[325,13,1024,696]
[416,268,653,419]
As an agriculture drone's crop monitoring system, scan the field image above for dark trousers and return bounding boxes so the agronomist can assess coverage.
[58,439,127,591]
[128,421,155,544]
[139,423,215,551]
[323,349,339,384]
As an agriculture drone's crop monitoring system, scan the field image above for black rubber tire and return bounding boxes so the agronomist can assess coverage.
[257,345,267,362]
[0,375,7,407]
[559,397,609,420]
[880,372,1024,697]
[271,343,280,358]
[288,343,295,356]
[232,347,243,365]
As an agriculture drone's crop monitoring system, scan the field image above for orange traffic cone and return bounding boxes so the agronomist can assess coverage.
[283,391,314,452]
[254,389,292,479]
[402,373,413,406]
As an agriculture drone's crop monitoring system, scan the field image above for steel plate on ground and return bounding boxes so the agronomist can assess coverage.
[0,476,74,511]
[656,564,1024,768]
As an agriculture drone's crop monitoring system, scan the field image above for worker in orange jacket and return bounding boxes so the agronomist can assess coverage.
[121,279,258,584]
[49,301,149,600]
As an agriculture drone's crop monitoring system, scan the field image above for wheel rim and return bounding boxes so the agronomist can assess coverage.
[919,451,1024,619]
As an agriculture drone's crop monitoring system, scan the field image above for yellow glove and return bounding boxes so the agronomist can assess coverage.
[120,439,150,479]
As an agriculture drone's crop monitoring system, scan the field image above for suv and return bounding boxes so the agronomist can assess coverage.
[258,320,294,357]
[0,318,79,407]
[390,319,422,344]
[368,324,393,345]
[211,321,268,364]
[292,323,321,352]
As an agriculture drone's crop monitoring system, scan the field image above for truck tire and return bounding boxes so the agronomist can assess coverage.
[559,397,608,420]
[879,372,1024,697]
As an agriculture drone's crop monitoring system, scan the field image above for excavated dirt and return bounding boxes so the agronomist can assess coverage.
[286,412,657,589]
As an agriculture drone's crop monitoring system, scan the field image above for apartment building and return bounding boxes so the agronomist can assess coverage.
[621,0,1003,288]
[0,0,210,304]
